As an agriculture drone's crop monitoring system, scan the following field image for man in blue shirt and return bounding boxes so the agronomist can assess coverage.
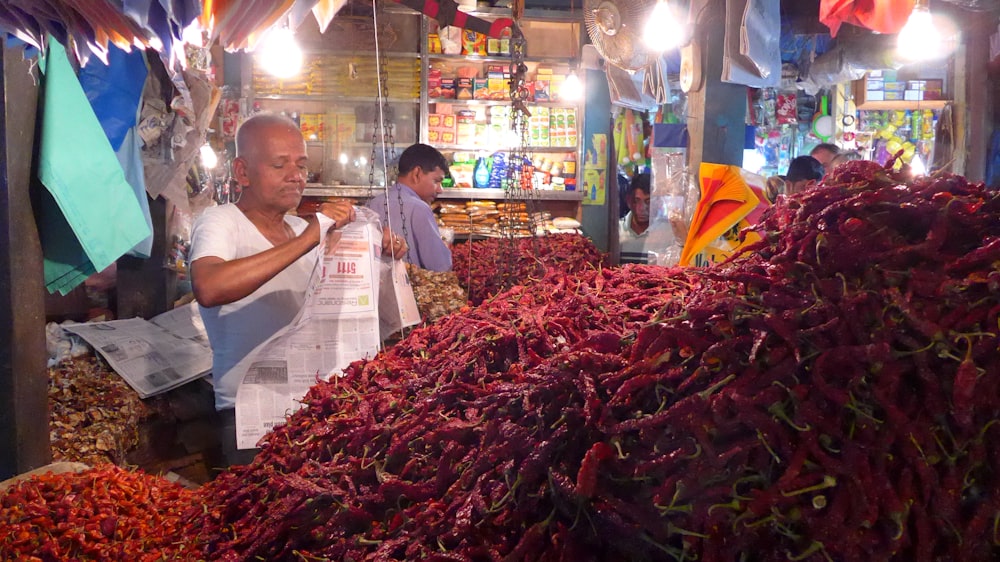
[367,143,453,271]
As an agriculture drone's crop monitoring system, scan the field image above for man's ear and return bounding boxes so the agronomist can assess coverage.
[232,157,251,186]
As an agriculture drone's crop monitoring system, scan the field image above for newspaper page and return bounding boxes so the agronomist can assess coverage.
[234,210,383,449]
[63,312,213,398]
[148,300,210,346]
[377,258,422,340]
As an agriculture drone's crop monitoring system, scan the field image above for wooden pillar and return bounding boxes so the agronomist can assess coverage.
[957,16,992,181]
[0,39,51,479]
[686,0,747,168]
[116,195,169,320]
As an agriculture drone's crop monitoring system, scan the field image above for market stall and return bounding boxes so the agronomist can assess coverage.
[3,0,1000,559]
[6,159,1000,560]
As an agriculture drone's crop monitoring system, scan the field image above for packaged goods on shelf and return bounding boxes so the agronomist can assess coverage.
[299,113,324,141]
[440,78,456,99]
[428,68,442,97]
[461,29,487,56]
[473,78,489,99]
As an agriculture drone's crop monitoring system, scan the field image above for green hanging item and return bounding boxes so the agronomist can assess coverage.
[37,36,152,294]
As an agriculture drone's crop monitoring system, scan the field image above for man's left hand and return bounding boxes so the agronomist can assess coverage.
[382,227,408,259]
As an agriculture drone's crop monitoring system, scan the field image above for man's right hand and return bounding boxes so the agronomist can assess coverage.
[318,201,356,229]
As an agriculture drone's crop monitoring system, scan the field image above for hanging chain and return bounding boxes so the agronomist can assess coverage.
[493,22,541,291]
[369,0,408,262]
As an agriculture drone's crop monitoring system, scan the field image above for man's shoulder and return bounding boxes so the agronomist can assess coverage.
[198,203,241,220]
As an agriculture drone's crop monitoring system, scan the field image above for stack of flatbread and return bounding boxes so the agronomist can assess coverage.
[436,202,473,235]
[497,202,533,237]
[465,200,499,235]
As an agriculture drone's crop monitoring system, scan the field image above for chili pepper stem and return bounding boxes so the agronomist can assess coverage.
[781,475,837,497]
[698,374,736,400]
[655,483,694,515]
[992,512,1000,545]
[638,531,686,561]
[756,430,782,464]
[768,402,812,432]
[785,540,832,561]
[708,498,742,515]
[667,522,710,539]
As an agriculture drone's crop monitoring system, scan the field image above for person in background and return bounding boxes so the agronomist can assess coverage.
[783,155,825,195]
[367,143,452,272]
[829,150,864,169]
[620,172,652,264]
[189,113,407,466]
[810,143,840,168]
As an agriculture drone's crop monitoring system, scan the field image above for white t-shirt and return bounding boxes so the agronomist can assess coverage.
[619,212,650,264]
[189,204,316,410]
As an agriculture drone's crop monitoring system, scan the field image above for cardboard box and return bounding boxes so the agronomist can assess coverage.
[924,79,944,91]
[866,79,884,91]
[904,90,924,101]
[884,91,904,101]
[533,79,550,101]
[473,78,489,100]
[456,77,474,100]
[440,78,456,99]
[884,81,905,92]
[487,74,508,100]
[866,90,886,101]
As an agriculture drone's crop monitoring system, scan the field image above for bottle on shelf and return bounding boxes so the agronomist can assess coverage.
[473,153,492,188]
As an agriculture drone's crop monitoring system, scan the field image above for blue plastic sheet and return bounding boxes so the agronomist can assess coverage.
[78,44,147,151]
[117,124,154,258]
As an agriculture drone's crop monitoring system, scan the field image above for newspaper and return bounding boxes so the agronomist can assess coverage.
[234,209,387,449]
[62,301,212,398]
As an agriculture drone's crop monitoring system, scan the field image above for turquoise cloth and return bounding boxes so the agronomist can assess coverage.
[38,37,152,294]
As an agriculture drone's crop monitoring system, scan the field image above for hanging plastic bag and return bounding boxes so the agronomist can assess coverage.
[78,44,148,151]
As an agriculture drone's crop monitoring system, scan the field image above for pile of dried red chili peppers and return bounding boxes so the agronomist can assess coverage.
[0,465,198,561]
[190,161,1000,560]
[6,160,1000,561]
[452,232,606,305]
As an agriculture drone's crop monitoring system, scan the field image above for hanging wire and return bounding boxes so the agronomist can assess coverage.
[370,0,405,257]
[368,0,414,340]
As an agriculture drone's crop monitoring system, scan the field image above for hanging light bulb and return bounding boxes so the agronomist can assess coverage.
[897,0,942,62]
[257,21,303,79]
[910,154,927,177]
[643,0,685,53]
[560,66,584,102]
[200,143,218,169]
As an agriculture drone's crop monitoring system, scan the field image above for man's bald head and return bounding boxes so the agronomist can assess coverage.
[236,113,302,160]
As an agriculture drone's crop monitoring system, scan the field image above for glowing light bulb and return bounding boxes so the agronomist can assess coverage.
[560,71,583,102]
[897,5,942,62]
[910,154,927,176]
[257,26,303,79]
[643,1,684,53]
[181,20,205,47]
[200,143,218,169]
